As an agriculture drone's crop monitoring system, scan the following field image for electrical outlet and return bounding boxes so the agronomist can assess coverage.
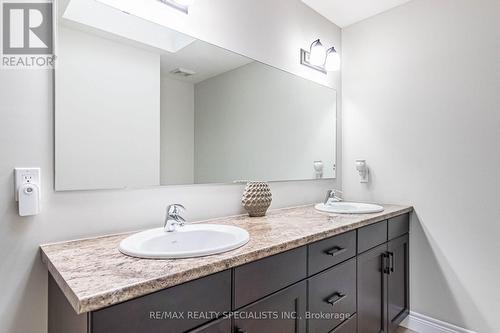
[14,168,41,201]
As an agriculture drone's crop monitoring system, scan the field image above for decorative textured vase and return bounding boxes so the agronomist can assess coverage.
[242,181,272,217]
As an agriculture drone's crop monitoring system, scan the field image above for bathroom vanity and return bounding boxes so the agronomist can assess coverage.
[41,204,411,333]
[43,1,412,331]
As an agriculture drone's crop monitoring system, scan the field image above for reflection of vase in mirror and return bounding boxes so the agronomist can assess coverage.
[313,160,324,179]
[242,182,272,217]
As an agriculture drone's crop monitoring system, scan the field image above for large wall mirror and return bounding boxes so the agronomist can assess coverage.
[55,1,337,190]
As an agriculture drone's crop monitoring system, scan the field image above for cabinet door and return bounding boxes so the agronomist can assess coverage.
[357,243,388,333]
[234,281,306,333]
[188,318,231,333]
[387,234,409,333]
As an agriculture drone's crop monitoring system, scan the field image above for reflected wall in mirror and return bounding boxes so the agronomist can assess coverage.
[55,3,336,190]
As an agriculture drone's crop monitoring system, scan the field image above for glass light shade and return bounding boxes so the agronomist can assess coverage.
[325,47,340,71]
[173,0,194,6]
[309,39,326,66]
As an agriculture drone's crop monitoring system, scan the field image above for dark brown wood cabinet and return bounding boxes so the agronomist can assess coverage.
[357,220,388,254]
[48,213,410,333]
[357,216,410,333]
[332,314,358,333]
[233,246,307,309]
[357,243,389,333]
[387,234,410,332]
[91,270,231,333]
[308,230,356,275]
[233,281,307,333]
[308,258,357,333]
[188,318,231,333]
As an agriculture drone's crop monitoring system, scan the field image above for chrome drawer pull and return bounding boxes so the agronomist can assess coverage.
[325,246,347,256]
[388,251,395,273]
[325,292,346,306]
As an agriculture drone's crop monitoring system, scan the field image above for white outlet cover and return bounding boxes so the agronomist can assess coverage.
[14,168,41,201]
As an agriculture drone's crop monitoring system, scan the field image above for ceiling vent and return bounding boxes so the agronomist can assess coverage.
[170,67,196,77]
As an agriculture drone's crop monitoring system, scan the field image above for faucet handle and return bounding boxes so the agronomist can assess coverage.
[164,204,187,231]
[167,203,185,215]
[325,189,343,204]
[173,214,186,224]
[332,189,343,197]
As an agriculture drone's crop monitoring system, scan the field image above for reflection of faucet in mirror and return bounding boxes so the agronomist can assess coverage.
[164,204,186,232]
[324,189,343,204]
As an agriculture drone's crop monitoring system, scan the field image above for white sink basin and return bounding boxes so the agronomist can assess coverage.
[119,224,250,259]
[315,201,384,214]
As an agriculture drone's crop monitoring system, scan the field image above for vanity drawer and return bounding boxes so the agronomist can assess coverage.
[90,270,231,333]
[308,230,356,275]
[357,220,388,254]
[233,246,307,309]
[308,258,356,333]
[388,213,410,240]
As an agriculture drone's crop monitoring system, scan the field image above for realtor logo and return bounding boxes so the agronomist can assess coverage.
[1,0,55,69]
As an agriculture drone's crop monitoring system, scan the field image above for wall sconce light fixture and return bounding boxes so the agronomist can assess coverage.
[158,0,194,14]
[301,39,340,73]
[356,159,369,183]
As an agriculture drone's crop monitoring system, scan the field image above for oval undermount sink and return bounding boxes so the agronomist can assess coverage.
[315,201,384,214]
[119,224,250,259]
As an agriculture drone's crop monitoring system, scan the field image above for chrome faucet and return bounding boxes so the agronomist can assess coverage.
[324,189,343,204]
[164,204,186,232]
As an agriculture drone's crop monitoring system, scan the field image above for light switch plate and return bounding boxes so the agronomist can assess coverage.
[14,168,41,201]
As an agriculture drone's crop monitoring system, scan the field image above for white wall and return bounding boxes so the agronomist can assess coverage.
[194,62,336,183]
[56,26,161,190]
[0,1,341,333]
[96,0,341,89]
[342,0,500,331]
[160,76,195,185]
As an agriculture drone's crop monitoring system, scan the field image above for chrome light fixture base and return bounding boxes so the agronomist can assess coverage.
[300,48,327,74]
[158,0,189,14]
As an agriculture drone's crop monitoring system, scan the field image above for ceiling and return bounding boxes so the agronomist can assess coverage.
[62,0,196,53]
[62,0,253,84]
[301,0,413,27]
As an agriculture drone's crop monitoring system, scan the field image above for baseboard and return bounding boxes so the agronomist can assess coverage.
[400,311,477,333]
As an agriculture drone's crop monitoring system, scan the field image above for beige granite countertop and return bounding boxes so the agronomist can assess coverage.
[40,204,412,314]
